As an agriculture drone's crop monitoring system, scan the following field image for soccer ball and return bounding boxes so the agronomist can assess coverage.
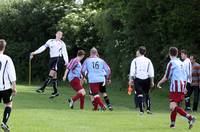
[74,0,84,5]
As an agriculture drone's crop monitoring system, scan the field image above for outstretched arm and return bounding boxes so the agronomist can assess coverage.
[30,45,47,59]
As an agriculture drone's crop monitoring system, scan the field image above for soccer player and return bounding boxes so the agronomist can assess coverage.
[82,47,111,111]
[129,46,154,114]
[0,39,17,132]
[180,50,193,111]
[63,50,86,109]
[184,55,200,111]
[157,47,195,129]
[30,31,69,98]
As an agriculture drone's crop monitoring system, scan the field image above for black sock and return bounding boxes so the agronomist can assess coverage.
[137,95,144,112]
[145,94,151,111]
[3,107,11,124]
[104,96,111,107]
[40,76,53,90]
[52,79,58,94]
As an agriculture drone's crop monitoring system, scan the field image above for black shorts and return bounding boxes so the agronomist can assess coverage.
[49,57,60,71]
[99,85,107,93]
[0,89,12,104]
[134,78,150,95]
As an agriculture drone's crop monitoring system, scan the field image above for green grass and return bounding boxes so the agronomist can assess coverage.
[0,84,199,132]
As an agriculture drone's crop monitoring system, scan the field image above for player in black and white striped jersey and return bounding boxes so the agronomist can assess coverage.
[30,31,69,98]
[0,39,17,132]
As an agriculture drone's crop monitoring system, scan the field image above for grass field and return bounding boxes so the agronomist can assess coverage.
[0,84,199,132]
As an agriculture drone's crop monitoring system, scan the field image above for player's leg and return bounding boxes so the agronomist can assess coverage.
[36,72,53,93]
[36,58,56,93]
[68,78,85,109]
[169,102,178,128]
[49,58,60,98]
[185,83,193,111]
[49,70,59,98]
[90,83,106,111]
[1,89,13,131]
[171,96,195,129]
[143,79,151,114]
[192,86,199,112]
[134,79,144,114]
[100,85,113,111]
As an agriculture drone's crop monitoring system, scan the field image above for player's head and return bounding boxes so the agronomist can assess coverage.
[56,31,63,40]
[180,49,188,60]
[77,50,85,60]
[90,47,98,56]
[138,46,146,56]
[169,47,178,58]
[190,55,197,64]
[0,39,6,52]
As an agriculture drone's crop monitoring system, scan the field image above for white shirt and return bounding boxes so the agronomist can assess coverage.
[0,54,16,91]
[130,55,154,80]
[183,58,192,83]
[33,39,69,64]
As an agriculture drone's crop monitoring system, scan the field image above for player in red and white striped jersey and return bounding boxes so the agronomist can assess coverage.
[157,47,195,129]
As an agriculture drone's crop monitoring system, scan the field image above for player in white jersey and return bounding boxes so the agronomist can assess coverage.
[0,39,16,132]
[180,50,193,111]
[30,31,69,98]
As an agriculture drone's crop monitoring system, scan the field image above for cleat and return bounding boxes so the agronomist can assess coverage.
[147,110,152,114]
[170,124,175,128]
[139,111,144,115]
[1,122,10,132]
[49,92,59,99]
[189,117,196,129]
[108,106,113,111]
[68,98,74,109]
[36,89,44,93]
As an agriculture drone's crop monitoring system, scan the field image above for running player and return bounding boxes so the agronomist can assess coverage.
[63,50,86,109]
[30,31,69,98]
[0,39,17,132]
[157,47,195,129]
[82,47,111,111]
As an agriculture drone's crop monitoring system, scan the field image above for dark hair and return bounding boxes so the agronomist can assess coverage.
[180,49,187,55]
[138,46,146,55]
[190,54,198,60]
[0,39,6,51]
[77,50,85,56]
[169,47,178,57]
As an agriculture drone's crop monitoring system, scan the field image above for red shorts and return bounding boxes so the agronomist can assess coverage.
[70,77,84,92]
[169,92,185,103]
[89,83,103,95]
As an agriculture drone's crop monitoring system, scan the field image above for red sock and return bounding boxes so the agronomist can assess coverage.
[175,106,192,120]
[170,110,177,122]
[96,97,105,109]
[93,98,98,110]
[80,95,85,109]
[72,93,82,102]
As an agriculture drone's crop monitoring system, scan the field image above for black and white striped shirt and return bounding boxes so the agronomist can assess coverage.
[0,54,16,91]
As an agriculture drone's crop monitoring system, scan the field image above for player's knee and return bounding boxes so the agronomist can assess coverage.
[170,102,177,111]
[79,89,86,96]
[5,102,12,108]
[103,93,107,97]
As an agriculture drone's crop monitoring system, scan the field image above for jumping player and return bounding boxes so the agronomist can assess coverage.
[63,50,86,109]
[82,47,111,111]
[0,39,17,132]
[157,47,195,129]
[30,31,69,98]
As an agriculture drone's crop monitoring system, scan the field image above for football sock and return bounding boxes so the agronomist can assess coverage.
[104,96,111,107]
[80,95,85,109]
[52,79,58,94]
[40,76,53,90]
[175,106,192,120]
[3,107,11,124]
